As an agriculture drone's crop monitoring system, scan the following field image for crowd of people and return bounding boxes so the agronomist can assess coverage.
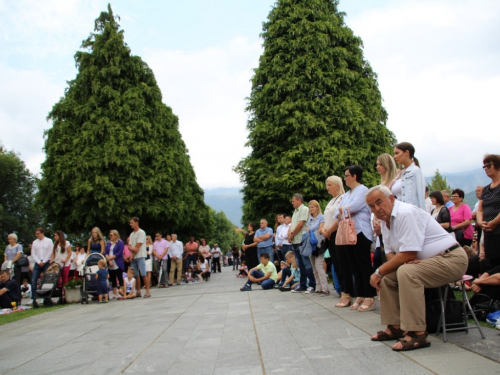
[236,144,500,350]
[1,217,235,308]
[2,143,500,349]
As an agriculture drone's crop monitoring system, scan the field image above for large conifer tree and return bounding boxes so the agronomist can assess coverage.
[39,5,210,237]
[236,0,395,223]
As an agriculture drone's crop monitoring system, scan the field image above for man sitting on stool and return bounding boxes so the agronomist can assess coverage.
[366,186,468,351]
[240,253,277,291]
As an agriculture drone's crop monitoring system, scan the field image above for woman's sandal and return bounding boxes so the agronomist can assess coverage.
[143,294,151,298]
[358,298,376,312]
[335,295,352,308]
[392,332,431,351]
[371,325,405,342]
[350,298,364,310]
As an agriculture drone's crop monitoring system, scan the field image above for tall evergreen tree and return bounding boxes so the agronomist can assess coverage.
[39,5,210,237]
[428,169,452,192]
[235,0,395,224]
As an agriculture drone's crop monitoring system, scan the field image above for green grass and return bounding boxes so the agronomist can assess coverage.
[453,290,496,329]
[0,305,66,326]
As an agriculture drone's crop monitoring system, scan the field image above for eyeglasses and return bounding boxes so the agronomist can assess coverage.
[344,174,351,178]
[450,195,459,198]
[483,163,493,169]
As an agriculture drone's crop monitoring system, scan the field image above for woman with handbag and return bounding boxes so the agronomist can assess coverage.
[333,166,377,311]
[308,200,328,295]
[449,188,474,246]
[4,233,24,285]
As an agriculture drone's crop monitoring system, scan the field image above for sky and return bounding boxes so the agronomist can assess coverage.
[1,0,499,189]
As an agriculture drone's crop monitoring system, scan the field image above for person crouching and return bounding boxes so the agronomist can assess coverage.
[240,253,277,291]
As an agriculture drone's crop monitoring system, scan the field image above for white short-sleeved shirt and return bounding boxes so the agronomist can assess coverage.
[381,200,457,260]
[130,229,147,259]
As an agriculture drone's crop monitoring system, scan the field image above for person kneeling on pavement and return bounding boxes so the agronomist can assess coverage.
[240,253,277,291]
[366,186,468,352]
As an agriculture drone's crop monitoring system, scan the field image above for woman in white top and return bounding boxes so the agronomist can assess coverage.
[50,230,72,286]
[321,176,345,298]
[75,245,87,278]
[145,235,153,287]
[391,142,426,210]
[194,254,211,281]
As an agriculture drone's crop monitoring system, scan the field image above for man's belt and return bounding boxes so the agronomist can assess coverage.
[443,243,460,254]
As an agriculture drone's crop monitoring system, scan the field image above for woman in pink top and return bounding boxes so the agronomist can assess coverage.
[449,188,474,246]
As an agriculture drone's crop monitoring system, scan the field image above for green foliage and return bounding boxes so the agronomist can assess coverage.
[428,169,451,192]
[235,0,395,224]
[64,278,83,289]
[0,146,43,246]
[38,5,210,238]
[206,208,241,253]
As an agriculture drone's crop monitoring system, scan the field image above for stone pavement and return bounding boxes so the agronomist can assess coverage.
[1,267,500,375]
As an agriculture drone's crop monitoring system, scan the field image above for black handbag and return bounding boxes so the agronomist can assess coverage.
[453,229,464,245]
[425,286,464,332]
[15,254,29,267]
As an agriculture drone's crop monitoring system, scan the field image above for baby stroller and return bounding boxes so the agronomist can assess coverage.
[36,262,63,306]
[81,253,106,304]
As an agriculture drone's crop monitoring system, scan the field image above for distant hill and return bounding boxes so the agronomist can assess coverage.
[205,169,490,226]
[204,187,243,227]
[425,168,489,210]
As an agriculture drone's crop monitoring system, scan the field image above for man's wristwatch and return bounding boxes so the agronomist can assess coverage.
[375,268,383,278]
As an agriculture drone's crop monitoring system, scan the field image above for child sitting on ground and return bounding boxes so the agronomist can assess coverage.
[236,261,248,278]
[274,261,287,285]
[279,251,300,292]
[185,266,194,283]
[95,259,109,303]
[119,268,137,300]
[21,279,31,299]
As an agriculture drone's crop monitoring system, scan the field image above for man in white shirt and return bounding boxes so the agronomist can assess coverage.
[366,186,468,352]
[129,217,150,297]
[275,214,291,262]
[211,244,222,273]
[31,227,53,308]
[168,234,183,286]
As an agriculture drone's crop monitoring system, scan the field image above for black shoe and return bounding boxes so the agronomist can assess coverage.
[32,301,39,309]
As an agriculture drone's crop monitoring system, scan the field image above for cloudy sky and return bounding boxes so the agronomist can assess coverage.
[1,0,498,189]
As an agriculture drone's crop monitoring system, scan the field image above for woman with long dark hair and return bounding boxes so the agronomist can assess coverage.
[392,142,426,209]
[51,230,72,287]
[242,223,259,271]
[429,191,452,233]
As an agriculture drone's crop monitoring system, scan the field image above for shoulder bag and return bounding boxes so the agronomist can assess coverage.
[335,207,357,246]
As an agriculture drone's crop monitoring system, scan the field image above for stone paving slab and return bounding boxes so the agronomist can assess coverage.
[1,267,500,374]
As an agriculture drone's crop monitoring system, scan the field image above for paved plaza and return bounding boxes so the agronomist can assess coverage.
[1,267,500,374]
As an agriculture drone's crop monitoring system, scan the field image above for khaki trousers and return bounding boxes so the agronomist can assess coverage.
[311,254,328,293]
[169,258,183,284]
[380,248,468,332]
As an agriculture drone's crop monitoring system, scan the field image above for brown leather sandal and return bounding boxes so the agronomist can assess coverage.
[392,332,431,351]
[371,325,405,341]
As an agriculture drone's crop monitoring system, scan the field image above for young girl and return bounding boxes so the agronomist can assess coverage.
[21,279,31,298]
[185,266,194,283]
[119,268,137,299]
[236,260,248,278]
[95,259,109,303]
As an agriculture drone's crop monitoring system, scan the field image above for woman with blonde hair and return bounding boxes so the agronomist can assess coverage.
[376,153,397,188]
[321,176,345,297]
[104,230,124,299]
[308,200,328,295]
[87,227,105,255]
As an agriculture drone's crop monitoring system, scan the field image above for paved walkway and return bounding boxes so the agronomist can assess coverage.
[1,268,500,374]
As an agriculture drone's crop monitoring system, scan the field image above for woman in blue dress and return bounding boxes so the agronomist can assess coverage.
[87,227,105,255]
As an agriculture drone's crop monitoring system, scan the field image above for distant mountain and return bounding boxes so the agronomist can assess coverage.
[204,169,490,226]
[425,168,489,210]
[204,187,243,227]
